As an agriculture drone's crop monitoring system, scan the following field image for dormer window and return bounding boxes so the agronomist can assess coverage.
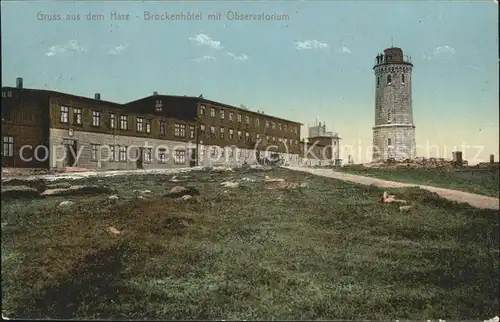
[155,100,163,112]
[387,74,392,85]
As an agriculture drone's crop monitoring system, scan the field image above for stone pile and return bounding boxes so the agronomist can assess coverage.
[378,157,469,169]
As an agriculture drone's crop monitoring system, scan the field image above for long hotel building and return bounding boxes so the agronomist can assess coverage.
[1,77,340,170]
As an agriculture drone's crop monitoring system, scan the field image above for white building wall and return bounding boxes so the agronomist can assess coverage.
[49,128,195,170]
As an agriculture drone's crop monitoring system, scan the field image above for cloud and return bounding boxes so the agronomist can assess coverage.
[294,40,329,51]
[228,52,249,61]
[434,45,455,55]
[108,44,128,55]
[194,55,216,63]
[337,46,352,54]
[46,40,88,57]
[189,33,223,50]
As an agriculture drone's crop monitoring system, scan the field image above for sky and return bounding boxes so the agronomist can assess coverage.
[1,0,498,163]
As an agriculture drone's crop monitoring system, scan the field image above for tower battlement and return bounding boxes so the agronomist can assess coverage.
[373,47,413,68]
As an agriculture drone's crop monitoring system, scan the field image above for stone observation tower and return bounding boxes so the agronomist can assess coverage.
[372,47,416,162]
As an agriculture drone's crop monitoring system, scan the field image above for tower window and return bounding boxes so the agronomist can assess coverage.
[401,73,405,84]
[387,138,392,146]
[377,77,380,87]
[387,74,392,84]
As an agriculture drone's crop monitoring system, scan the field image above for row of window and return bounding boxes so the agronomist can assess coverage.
[199,105,298,134]
[209,146,253,158]
[60,106,195,138]
[199,124,299,145]
[377,73,406,87]
[90,144,186,164]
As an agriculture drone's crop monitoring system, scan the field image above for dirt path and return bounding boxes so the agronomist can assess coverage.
[286,167,500,211]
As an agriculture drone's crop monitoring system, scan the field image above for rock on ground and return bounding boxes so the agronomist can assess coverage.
[221,181,240,188]
[41,185,111,197]
[165,186,200,198]
[59,200,75,207]
[1,185,41,200]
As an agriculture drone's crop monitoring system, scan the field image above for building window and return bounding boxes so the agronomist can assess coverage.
[60,106,69,123]
[237,130,242,141]
[229,129,234,140]
[110,113,116,129]
[284,124,287,132]
[294,127,298,134]
[200,124,206,136]
[144,148,152,163]
[200,105,206,116]
[377,77,380,87]
[189,125,195,139]
[210,125,216,138]
[2,136,14,157]
[273,137,276,142]
[91,144,100,161]
[174,150,186,164]
[220,110,225,119]
[159,120,166,134]
[155,100,163,112]
[229,112,234,121]
[220,127,225,139]
[73,108,82,125]
[237,114,242,123]
[211,147,216,156]
[145,120,151,133]
[278,123,282,130]
[255,118,260,128]
[401,73,405,84]
[387,74,392,84]
[158,148,167,163]
[245,132,250,142]
[210,108,215,118]
[109,145,116,162]
[265,121,269,128]
[92,111,100,127]
[245,115,250,124]
[136,117,144,132]
[119,146,127,162]
[228,148,234,157]
[120,115,128,130]
[272,122,276,129]
[387,138,392,146]
[174,123,186,137]
[387,109,392,122]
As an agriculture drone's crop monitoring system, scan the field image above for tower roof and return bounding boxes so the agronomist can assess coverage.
[383,47,404,63]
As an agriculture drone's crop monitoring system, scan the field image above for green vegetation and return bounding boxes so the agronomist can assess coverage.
[335,165,500,197]
[2,168,499,319]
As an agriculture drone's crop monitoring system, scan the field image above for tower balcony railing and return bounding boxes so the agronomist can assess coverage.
[374,55,412,67]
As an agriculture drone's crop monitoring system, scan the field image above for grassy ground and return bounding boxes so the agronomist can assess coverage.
[335,165,500,197]
[1,168,499,320]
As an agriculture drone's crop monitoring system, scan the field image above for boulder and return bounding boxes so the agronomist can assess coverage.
[41,185,111,197]
[165,186,200,198]
[1,185,40,200]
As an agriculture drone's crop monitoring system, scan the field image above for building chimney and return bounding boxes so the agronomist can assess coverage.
[16,77,23,89]
[94,93,101,100]
[490,154,495,164]
[153,91,158,96]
